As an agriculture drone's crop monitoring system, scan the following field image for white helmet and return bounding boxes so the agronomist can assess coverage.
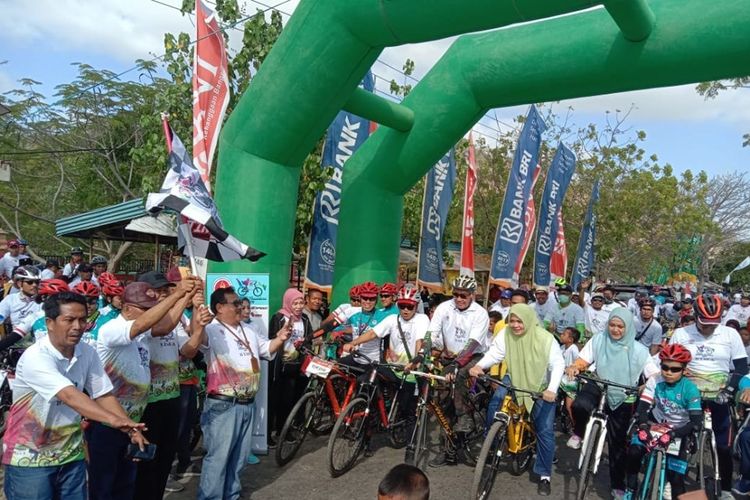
[397,283,419,304]
[452,274,477,291]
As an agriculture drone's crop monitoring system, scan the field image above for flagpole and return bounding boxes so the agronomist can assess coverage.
[180,224,199,276]
[415,173,428,290]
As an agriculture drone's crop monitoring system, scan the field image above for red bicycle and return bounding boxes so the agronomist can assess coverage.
[275,346,363,466]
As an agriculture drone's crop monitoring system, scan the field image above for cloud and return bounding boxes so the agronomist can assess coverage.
[0,70,14,94]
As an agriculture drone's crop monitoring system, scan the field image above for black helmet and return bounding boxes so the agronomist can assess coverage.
[91,255,107,265]
[640,297,656,309]
[70,247,83,256]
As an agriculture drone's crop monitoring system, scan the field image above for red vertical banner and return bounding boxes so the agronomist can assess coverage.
[193,0,230,192]
[512,164,542,285]
[460,133,477,277]
[550,212,568,282]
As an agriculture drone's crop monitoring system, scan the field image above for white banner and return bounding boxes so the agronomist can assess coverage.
[724,256,750,284]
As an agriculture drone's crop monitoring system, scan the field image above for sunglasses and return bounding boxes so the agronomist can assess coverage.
[660,364,684,373]
[398,303,416,311]
[360,296,377,302]
[22,279,40,285]
[379,294,392,299]
[350,297,361,303]
[452,292,470,299]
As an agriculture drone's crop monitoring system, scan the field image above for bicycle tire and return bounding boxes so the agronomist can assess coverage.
[387,399,408,449]
[510,447,534,476]
[698,430,720,500]
[650,450,664,500]
[327,397,368,477]
[311,378,339,436]
[471,419,508,500]
[576,421,601,500]
[0,380,10,437]
[275,391,318,467]
[406,403,430,469]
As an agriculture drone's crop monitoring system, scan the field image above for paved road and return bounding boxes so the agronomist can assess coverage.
[167,429,615,499]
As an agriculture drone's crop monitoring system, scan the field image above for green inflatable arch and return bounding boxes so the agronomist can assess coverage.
[210,0,750,309]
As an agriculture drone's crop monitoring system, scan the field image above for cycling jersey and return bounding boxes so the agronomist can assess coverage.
[0,293,41,329]
[372,313,429,365]
[348,309,387,364]
[670,324,747,395]
[428,299,489,356]
[724,304,750,327]
[641,375,701,428]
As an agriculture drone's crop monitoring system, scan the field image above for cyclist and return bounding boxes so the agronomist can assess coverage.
[635,298,664,355]
[581,291,609,340]
[0,240,22,280]
[544,284,584,342]
[628,288,649,317]
[337,282,386,367]
[625,344,702,499]
[532,286,557,324]
[90,255,108,285]
[72,281,101,344]
[69,263,94,288]
[469,303,564,496]
[669,293,748,496]
[489,289,512,318]
[40,259,60,280]
[87,281,125,345]
[62,247,84,281]
[416,274,489,467]
[725,292,750,327]
[0,266,42,331]
[0,278,69,349]
[379,282,399,316]
[564,307,659,499]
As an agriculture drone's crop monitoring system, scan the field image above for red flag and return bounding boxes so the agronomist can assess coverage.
[512,164,542,285]
[460,133,477,277]
[550,212,568,283]
[193,0,230,192]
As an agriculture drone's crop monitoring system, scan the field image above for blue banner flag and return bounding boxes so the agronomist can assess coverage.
[489,105,547,286]
[571,179,601,290]
[305,72,374,292]
[417,149,457,291]
[533,143,577,287]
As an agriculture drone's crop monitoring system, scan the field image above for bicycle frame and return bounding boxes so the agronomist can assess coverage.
[500,394,535,455]
[578,397,609,474]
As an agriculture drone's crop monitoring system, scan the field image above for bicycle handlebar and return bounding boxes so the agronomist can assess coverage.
[409,370,447,382]
[576,373,639,394]
[481,375,542,399]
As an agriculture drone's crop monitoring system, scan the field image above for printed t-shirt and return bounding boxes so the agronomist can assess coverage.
[145,324,182,403]
[641,374,701,428]
[372,313,429,365]
[545,303,585,335]
[428,300,489,356]
[347,309,388,364]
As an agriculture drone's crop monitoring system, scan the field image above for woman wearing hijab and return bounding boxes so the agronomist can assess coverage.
[469,304,564,496]
[565,307,659,499]
[268,288,313,447]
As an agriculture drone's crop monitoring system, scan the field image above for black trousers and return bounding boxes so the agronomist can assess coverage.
[269,363,307,435]
[134,396,181,500]
[572,382,635,491]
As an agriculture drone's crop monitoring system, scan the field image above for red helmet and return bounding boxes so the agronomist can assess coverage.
[102,282,124,297]
[380,282,399,296]
[39,279,69,297]
[358,281,379,298]
[97,272,117,286]
[349,285,360,300]
[659,343,692,364]
[73,281,100,298]
[397,283,419,304]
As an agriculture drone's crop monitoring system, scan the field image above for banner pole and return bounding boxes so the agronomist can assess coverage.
[180,224,199,276]
[415,174,428,289]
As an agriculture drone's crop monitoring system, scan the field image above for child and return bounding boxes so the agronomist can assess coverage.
[624,343,702,499]
[739,326,750,359]
[559,327,580,427]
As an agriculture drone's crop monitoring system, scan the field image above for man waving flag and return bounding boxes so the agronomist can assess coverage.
[146,117,265,262]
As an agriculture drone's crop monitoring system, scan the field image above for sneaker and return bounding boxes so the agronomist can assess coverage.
[662,481,672,500]
[622,489,634,500]
[246,453,260,465]
[538,479,551,496]
[165,477,185,493]
[428,451,457,468]
[566,435,582,450]
[174,462,202,478]
[455,414,474,434]
[611,489,626,500]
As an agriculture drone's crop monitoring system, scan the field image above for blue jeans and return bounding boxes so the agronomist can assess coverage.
[85,421,137,500]
[486,376,556,477]
[198,398,255,500]
[4,460,87,500]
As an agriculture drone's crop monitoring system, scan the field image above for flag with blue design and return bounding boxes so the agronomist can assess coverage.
[571,179,601,290]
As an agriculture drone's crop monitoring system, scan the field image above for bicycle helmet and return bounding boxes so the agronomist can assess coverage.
[70,246,83,255]
[72,281,100,298]
[102,282,125,297]
[452,274,477,291]
[13,265,40,281]
[349,285,360,301]
[97,272,117,286]
[39,279,69,296]
[693,293,723,325]
[91,255,107,265]
[659,343,692,364]
[639,297,657,309]
[635,288,649,299]
[553,277,567,288]
[397,283,420,304]
[358,281,379,298]
[380,282,399,296]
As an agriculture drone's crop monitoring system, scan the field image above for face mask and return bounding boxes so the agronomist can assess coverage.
[558,294,571,305]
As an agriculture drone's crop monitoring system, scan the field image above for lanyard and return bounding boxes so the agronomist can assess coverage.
[218,320,260,373]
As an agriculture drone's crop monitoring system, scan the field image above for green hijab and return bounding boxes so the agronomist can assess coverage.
[504,303,555,411]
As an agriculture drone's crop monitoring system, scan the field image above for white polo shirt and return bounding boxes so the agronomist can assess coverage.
[428,300,489,356]
[2,336,113,467]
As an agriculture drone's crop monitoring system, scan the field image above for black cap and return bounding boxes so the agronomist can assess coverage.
[558,284,573,293]
[137,270,175,289]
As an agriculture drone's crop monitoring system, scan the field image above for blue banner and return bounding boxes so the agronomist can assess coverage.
[489,105,547,285]
[305,72,374,291]
[533,143,577,286]
[417,149,457,290]
[571,179,601,290]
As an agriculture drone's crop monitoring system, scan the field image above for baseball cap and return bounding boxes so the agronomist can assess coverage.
[123,282,160,309]
[7,240,19,248]
[558,284,573,293]
[535,286,549,294]
[591,292,605,301]
[500,289,513,299]
[137,271,175,289]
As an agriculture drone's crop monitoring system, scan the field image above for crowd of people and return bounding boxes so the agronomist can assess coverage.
[2,237,750,500]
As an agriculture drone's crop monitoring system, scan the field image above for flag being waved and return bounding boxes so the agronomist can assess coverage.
[147,119,266,262]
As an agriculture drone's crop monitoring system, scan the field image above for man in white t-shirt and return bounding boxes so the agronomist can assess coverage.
[62,247,84,281]
[489,289,512,319]
[581,292,609,341]
[725,294,750,328]
[90,278,197,500]
[0,239,22,280]
[532,287,558,324]
[3,292,145,500]
[193,286,288,500]
[0,265,42,329]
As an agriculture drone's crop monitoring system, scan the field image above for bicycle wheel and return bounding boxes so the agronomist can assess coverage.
[698,430,720,500]
[576,421,602,500]
[406,403,430,469]
[462,394,488,466]
[650,451,664,500]
[327,397,369,477]
[471,420,508,500]
[388,399,409,449]
[276,391,318,466]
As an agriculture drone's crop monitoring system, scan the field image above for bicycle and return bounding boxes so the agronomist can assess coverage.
[688,392,721,500]
[326,350,410,477]
[404,367,487,470]
[635,424,684,500]
[575,373,640,500]
[471,376,541,500]
[0,347,23,437]
[275,347,361,466]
